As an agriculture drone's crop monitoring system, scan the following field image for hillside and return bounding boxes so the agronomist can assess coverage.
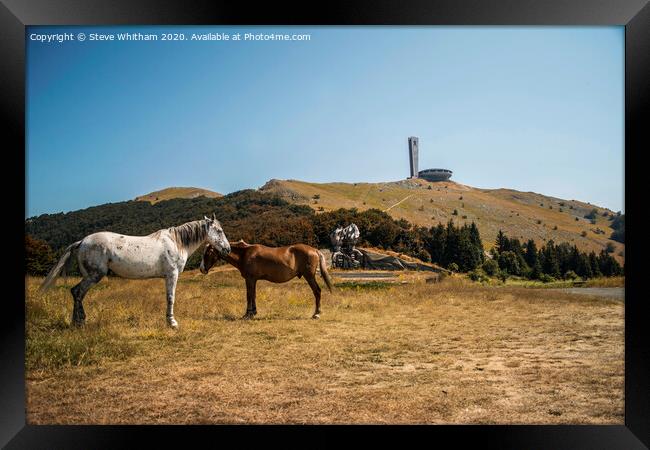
[135,187,221,204]
[260,178,624,261]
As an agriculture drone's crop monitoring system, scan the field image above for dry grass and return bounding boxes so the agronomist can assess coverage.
[25,270,624,424]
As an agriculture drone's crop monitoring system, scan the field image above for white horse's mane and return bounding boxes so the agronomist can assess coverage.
[151,218,220,249]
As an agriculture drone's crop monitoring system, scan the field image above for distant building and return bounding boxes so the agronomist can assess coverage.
[408,136,419,178]
[408,136,453,181]
[418,168,453,182]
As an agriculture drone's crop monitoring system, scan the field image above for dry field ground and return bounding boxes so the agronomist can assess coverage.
[25,269,624,424]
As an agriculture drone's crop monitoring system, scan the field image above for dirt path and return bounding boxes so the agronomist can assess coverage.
[335,272,398,279]
[547,287,624,300]
[384,194,415,212]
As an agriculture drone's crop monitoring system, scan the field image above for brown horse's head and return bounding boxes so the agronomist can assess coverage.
[199,244,221,274]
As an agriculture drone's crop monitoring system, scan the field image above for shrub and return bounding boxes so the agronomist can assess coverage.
[539,273,556,283]
[581,231,587,237]
[482,259,499,276]
[564,270,578,280]
[452,209,458,216]
[584,209,598,220]
[416,250,431,263]
[448,262,459,272]
[468,269,489,283]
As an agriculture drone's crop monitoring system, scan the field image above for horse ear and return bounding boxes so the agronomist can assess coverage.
[212,213,217,221]
[204,215,210,221]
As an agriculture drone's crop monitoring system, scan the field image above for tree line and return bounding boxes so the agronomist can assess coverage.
[25,191,623,281]
[470,230,624,282]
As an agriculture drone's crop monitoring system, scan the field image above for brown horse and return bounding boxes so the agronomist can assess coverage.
[200,240,334,319]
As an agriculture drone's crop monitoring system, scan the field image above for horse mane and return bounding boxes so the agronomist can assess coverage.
[231,239,249,248]
[168,219,213,249]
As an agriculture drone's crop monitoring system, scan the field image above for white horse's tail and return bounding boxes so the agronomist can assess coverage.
[40,240,82,292]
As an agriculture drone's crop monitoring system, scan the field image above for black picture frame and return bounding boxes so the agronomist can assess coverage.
[2,1,648,448]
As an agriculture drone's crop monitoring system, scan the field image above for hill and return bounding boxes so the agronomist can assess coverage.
[259,178,624,261]
[135,187,221,204]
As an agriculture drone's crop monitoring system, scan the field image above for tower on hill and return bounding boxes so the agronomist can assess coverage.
[408,136,419,178]
[408,136,453,181]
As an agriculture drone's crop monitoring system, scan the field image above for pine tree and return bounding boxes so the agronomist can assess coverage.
[444,220,460,268]
[468,222,485,264]
[588,251,602,277]
[576,253,593,279]
[524,239,538,269]
[495,230,508,254]
[542,240,561,278]
[427,223,446,265]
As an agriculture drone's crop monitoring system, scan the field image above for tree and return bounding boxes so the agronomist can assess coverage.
[575,253,593,279]
[524,239,538,268]
[541,240,561,278]
[610,214,625,243]
[495,230,508,253]
[443,220,460,267]
[457,228,482,272]
[25,235,55,275]
[426,223,446,265]
[598,250,623,277]
[468,222,485,265]
[588,251,602,277]
[482,259,499,276]
[498,251,522,276]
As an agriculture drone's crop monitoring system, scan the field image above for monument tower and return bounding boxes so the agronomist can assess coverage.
[408,136,419,178]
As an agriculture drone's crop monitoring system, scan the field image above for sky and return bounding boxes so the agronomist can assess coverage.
[26,26,624,217]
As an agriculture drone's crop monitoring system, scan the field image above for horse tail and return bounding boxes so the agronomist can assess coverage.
[318,251,334,293]
[40,240,82,292]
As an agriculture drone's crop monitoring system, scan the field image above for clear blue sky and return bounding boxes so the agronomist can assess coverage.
[26,26,624,218]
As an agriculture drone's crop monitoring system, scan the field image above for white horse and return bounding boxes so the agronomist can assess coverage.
[40,214,231,328]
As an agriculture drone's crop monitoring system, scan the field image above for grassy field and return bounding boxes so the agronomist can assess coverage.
[25,269,624,424]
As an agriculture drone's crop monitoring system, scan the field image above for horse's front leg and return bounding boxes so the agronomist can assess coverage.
[165,270,179,328]
[243,278,257,319]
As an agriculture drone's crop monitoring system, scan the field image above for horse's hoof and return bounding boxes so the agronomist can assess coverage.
[167,318,179,329]
[72,320,85,328]
[312,314,320,320]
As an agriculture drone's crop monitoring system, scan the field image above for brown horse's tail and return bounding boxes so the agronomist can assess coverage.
[318,251,334,293]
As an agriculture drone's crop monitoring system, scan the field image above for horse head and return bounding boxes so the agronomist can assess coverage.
[204,214,231,258]
[199,244,221,274]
